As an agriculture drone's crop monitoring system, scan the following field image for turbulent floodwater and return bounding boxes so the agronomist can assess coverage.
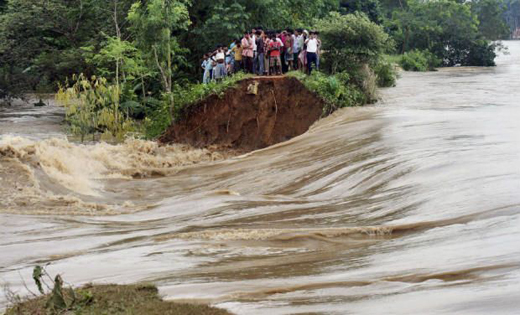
[1,43,520,314]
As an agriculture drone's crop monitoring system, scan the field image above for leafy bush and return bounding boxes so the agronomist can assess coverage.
[384,54,403,66]
[288,71,366,116]
[56,74,139,142]
[314,12,392,74]
[373,59,397,87]
[463,39,497,67]
[142,96,173,139]
[400,50,440,72]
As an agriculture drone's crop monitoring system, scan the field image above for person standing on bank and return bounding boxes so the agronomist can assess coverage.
[292,29,299,70]
[231,40,243,72]
[315,31,322,71]
[241,32,254,73]
[305,32,318,74]
[285,29,294,71]
[202,54,212,84]
[213,45,227,81]
[256,30,265,76]
[251,28,258,74]
[269,33,282,75]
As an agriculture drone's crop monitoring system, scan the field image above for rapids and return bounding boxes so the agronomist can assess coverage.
[1,42,520,314]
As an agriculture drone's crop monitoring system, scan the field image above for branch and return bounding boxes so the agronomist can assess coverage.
[153,46,169,91]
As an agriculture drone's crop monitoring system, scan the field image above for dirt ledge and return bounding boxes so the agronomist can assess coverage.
[158,76,324,152]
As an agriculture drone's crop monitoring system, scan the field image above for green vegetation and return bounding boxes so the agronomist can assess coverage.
[6,284,231,315]
[56,74,139,142]
[314,12,391,74]
[374,60,398,87]
[288,12,395,114]
[400,50,441,72]
[6,266,231,315]
[0,0,514,140]
[504,0,520,34]
[384,0,506,67]
[473,0,511,40]
[289,71,366,115]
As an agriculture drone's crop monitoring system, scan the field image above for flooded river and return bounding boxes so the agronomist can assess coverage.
[1,42,520,314]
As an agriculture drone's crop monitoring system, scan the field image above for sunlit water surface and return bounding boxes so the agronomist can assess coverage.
[1,42,520,314]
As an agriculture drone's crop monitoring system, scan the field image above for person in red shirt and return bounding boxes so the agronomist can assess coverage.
[268,34,282,75]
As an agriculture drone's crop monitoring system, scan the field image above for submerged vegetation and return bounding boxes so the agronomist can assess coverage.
[399,50,441,72]
[5,266,230,315]
[0,0,515,140]
[56,74,139,142]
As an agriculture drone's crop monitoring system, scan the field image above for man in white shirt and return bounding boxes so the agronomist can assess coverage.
[252,27,258,74]
[213,45,227,81]
[305,32,319,74]
[315,31,322,70]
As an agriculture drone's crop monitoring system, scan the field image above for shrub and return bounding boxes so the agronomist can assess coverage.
[374,59,397,87]
[314,12,392,74]
[142,96,174,139]
[400,50,440,72]
[288,71,366,116]
[56,74,139,142]
[464,39,497,67]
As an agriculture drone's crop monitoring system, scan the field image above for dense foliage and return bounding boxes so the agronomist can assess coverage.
[385,0,505,67]
[315,12,391,74]
[0,0,514,140]
[288,71,367,115]
[399,50,441,72]
[56,74,139,142]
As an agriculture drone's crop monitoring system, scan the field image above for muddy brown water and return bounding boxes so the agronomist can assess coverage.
[1,42,520,314]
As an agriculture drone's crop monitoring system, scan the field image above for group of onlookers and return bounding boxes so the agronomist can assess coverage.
[202,28,321,83]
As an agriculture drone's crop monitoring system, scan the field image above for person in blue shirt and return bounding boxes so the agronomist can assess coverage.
[202,54,212,84]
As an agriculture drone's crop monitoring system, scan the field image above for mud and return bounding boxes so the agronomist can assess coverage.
[159,76,324,151]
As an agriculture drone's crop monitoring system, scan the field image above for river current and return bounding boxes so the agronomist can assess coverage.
[1,42,520,314]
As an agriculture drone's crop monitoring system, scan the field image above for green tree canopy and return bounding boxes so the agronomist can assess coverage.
[315,12,392,74]
[386,0,498,66]
[339,0,382,23]
[471,0,510,40]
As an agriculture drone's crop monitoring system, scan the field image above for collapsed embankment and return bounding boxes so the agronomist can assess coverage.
[159,76,325,151]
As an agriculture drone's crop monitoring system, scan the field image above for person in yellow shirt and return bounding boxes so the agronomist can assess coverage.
[232,40,243,72]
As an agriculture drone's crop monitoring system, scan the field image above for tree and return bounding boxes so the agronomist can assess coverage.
[314,12,391,74]
[127,0,191,112]
[339,0,382,23]
[503,0,520,35]
[386,0,498,66]
[471,0,510,40]
[0,0,131,93]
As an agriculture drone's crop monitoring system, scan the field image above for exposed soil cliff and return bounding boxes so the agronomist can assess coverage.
[159,76,324,151]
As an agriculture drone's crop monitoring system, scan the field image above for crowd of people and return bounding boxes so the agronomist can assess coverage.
[201,28,322,83]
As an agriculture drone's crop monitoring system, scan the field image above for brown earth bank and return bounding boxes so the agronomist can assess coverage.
[159,76,324,152]
[5,284,232,315]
